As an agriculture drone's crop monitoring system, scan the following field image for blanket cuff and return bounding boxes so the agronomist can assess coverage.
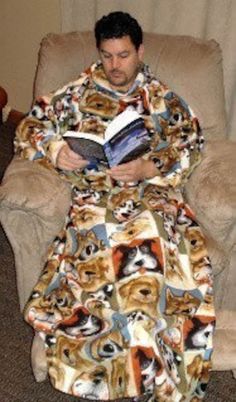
[48,139,67,166]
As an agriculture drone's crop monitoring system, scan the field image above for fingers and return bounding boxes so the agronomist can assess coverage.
[56,143,88,170]
[107,158,158,182]
[107,159,140,182]
[107,171,131,182]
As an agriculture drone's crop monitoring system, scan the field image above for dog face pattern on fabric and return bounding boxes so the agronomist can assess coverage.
[20,62,215,401]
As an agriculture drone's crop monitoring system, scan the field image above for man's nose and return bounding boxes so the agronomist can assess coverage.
[111,56,120,70]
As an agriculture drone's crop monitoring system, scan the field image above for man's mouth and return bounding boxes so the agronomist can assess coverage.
[110,70,123,77]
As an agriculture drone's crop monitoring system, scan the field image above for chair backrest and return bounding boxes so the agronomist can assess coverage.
[34,31,227,140]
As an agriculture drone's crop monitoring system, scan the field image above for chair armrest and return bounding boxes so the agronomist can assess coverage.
[0,157,71,218]
[0,158,72,309]
[185,140,236,250]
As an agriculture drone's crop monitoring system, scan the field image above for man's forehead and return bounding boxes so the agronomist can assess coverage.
[99,36,137,53]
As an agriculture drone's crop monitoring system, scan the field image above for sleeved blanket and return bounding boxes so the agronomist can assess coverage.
[15,61,215,401]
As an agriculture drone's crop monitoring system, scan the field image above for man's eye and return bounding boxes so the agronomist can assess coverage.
[120,54,128,59]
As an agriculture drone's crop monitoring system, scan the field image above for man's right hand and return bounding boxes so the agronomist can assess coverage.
[56,143,89,171]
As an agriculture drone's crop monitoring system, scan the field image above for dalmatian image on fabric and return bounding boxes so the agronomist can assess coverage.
[15,61,215,401]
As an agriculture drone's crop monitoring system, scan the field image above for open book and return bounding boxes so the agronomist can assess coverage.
[63,110,151,167]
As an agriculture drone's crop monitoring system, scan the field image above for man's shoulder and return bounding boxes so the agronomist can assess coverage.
[50,63,97,100]
[142,63,168,90]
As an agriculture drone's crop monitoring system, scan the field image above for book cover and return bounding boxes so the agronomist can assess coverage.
[63,110,151,167]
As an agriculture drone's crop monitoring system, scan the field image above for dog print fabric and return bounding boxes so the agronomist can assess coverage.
[15,61,215,401]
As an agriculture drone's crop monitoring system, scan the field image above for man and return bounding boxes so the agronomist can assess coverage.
[16,11,215,402]
[56,14,156,182]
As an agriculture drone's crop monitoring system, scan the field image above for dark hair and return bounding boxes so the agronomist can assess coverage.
[95,11,143,50]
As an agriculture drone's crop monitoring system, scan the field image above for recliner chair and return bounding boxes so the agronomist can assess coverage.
[0,31,236,377]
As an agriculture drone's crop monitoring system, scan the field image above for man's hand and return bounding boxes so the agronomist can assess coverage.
[56,143,89,171]
[106,158,159,182]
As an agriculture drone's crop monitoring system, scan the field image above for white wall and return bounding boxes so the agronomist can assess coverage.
[0,0,61,112]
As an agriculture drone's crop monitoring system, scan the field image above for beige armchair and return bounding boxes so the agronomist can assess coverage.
[0,31,236,378]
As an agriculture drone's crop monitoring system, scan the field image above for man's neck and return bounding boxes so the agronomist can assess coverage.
[109,83,133,93]
[107,63,143,93]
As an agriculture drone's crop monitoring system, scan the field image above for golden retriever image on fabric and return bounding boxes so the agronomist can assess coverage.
[118,276,161,318]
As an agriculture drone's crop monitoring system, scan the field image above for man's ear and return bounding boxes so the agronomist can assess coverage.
[138,44,144,61]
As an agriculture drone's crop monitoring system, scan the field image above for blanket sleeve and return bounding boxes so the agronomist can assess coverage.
[145,82,204,188]
[14,73,88,167]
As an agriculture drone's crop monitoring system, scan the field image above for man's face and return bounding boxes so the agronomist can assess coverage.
[99,35,144,92]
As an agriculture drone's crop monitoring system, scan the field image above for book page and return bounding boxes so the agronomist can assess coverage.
[104,111,151,167]
[63,131,105,145]
[104,110,141,142]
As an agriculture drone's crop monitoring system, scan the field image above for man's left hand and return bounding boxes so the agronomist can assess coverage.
[106,158,159,182]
